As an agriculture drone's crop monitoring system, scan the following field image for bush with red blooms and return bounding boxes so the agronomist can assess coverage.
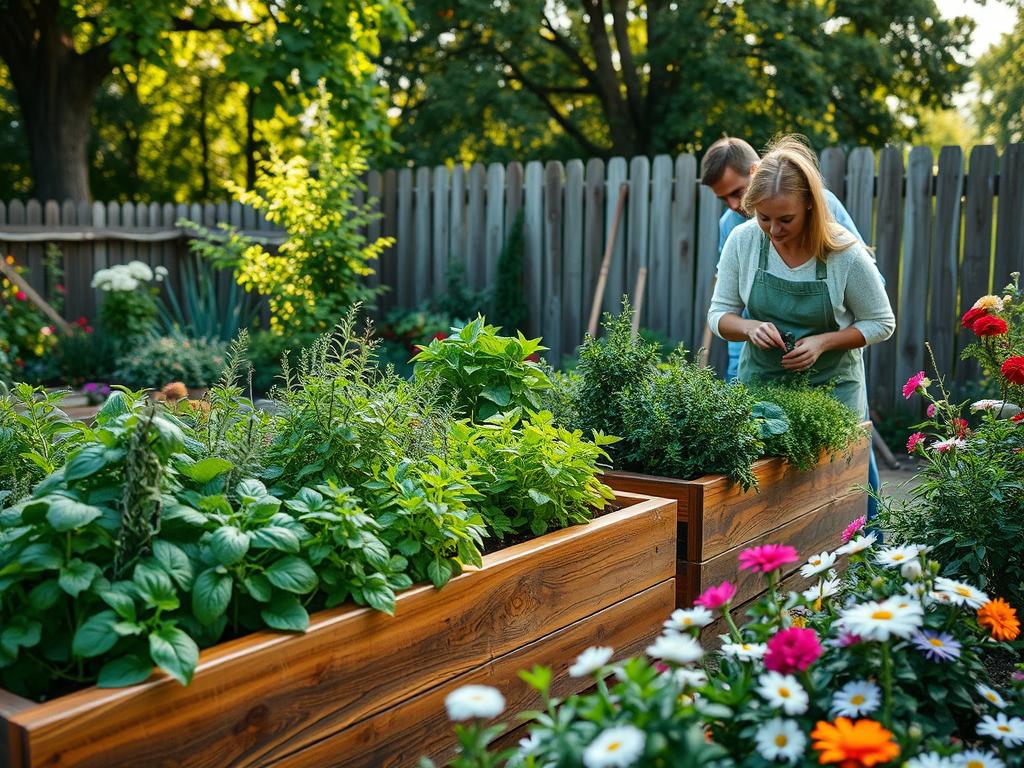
[961,272,1024,402]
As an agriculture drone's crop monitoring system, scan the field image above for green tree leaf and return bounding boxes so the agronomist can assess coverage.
[264,556,318,594]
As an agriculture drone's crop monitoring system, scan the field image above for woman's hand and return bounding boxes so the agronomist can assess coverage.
[782,335,828,370]
[746,321,787,350]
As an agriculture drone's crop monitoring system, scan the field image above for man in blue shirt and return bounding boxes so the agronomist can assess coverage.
[700,137,880,523]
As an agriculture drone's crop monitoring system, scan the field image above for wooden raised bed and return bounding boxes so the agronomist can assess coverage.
[1,492,676,768]
[604,424,872,615]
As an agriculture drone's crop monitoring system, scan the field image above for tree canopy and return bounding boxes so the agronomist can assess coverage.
[974,6,1024,146]
[380,0,975,166]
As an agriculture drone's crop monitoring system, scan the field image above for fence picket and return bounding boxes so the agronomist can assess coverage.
[466,164,485,291]
[26,199,43,291]
[995,144,1024,289]
[523,161,544,338]
[484,163,505,294]
[603,157,628,315]
[957,146,998,391]
[647,155,672,336]
[896,147,933,412]
[563,159,585,353]
[449,165,466,276]
[846,148,875,242]
[694,185,720,360]
[432,165,450,298]
[869,147,903,412]
[928,147,963,378]
[543,161,565,365]
[367,170,383,310]
[380,169,398,314]
[396,168,414,308]
[669,155,697,347]
[820,148,846,200]
[413,166,431,305]
[582,158,605,337]
[626,156,650,324]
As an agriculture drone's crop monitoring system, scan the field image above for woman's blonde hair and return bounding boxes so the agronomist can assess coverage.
[741,135,855,260]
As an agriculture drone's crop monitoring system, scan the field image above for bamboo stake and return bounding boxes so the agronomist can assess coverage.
[0,259,73,335]
[586,182,629,339]
[630,266,648,339]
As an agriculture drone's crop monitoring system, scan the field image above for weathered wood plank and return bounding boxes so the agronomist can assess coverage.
[694,185,721,358]
[869,147,903,414]
[414,166,432,305]
[562,159,585,355]
[647,155,672,336]
[265,581,675,768]
[8,496,674,768]
[626,156,650,323]
[506,162,524,227]
[449,164,466,277]
[582,158,605,339]
[845,147,875,242]
[995,143,1024,288]
[365,171,383,314]
[465,163,485,292]
[896,147,933,410]
[396,169,414,309]
[956,146,997,390]
[432,165,450,298]
[25,199,43,292]
[543,161,564,365]
[523,161,544,338]
[603,157,628,316]
[484,163,505,294]
[669,155,698,347]
[820,147,846,200]
[928,147,963,377]
[107,202,122,265]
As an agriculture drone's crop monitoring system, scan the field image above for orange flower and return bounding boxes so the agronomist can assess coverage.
[978,598,1021,642]
[811,718,899,767]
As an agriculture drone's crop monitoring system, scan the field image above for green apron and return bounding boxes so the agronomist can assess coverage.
[737,233,866,416]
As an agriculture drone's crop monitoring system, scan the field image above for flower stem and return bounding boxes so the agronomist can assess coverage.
[880,642,893,728]
[723,604,742,642]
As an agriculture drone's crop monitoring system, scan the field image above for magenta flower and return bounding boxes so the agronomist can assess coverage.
[695,581,737,609]
[902,371,930,399]
[841,516,867,543]
[738,544,799,573]
[906,432,926,454]
[833,630,863,648]
[764,627,823,673]
[926,403,937,418]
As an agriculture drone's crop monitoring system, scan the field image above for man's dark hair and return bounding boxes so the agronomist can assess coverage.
[700,137,760,186]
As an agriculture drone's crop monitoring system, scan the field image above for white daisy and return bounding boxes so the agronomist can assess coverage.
[875,544,920,568]
[756,671,809,715]
[444,685,506,721]
[835,533,877,556]
[800,551,837,578]
[976,684,1008,709]
[977,713,1024,746]
[970,399,1013,413]
[754,718,806,763]
[569,646,614,677]
[838,596,924,641]
[721,641,768,661]
[904,581,929,600]
[646,633,703,665]
[664,606,714,631]
[906,753,956,768]
[954,749,1005,768]
[518,732,542,753]
[934,577,989,609]
[673,668,708,689]
[831,680,881,717]
[582,725,645,768]
[901,559,924,581]
[802,577,842,605]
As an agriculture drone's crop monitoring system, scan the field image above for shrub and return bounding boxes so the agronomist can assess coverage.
[749,381,866,471]
[114,335,228,389]
[92,261,165,340]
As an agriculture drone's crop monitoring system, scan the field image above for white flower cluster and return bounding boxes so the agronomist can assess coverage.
[91,261,168,292]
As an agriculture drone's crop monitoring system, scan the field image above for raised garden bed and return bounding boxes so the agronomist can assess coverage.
[1,491,676,768]
[603,423,872,618]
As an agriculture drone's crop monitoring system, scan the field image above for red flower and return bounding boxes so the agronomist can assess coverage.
[906,432,926,453]
[961,306,988,328]
[1003,356,1024,386]
[431,331,448,341]
[56,284,66,294]
[971,316,1008,337]
[15,290,26,301]
[75,316,89,327]
[1012,412,1024,424]
[764,627,823,673]
[526,353,541,363]
[953,418,969,438]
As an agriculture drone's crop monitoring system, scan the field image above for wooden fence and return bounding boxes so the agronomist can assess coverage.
[1,143,1023,415]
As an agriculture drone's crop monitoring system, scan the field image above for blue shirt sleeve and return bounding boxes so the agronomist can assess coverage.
[823,189,863,244]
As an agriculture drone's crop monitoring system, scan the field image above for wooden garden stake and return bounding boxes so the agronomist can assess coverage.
[0,258,73,335]
[630,266,648,339]
[586,182,629,339]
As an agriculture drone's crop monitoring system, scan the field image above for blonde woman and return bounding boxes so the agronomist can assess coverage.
[707,135,894,423]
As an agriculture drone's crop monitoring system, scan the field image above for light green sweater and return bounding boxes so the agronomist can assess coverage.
[708,219,895,346]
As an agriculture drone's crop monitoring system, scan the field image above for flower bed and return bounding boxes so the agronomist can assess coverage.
[604,423,872,615]
[0,490,675,768]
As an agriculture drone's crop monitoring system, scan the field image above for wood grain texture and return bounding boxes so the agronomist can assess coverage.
[4,495,674,768]
[603,157,628,316]
[266,581,675,768]
[669,156,697,347]
[869,147,903,411]
[928,147,963,377]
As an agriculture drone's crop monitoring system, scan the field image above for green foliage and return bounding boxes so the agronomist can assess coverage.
[210,93,393,336]
[412,317,551,421]
[975,7,1024,146]
[382,0,972,166]
[749,382,866,471]
[453,409,616,539]
[158,236,259,342]
[114,335,228,389]
[50,330,119,388]
[0,260,56,380]
[620,357,762,490]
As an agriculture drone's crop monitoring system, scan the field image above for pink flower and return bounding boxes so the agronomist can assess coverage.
[926,403,937,418]
[834,630,863,648]
[15,290,26,301]
[902,371,930,399]
[932,438,967,453]
[738,544,799,573]
[841,516,867,543]
[764,627,823,673]
[695,581,737,609]
[906,432,926,454]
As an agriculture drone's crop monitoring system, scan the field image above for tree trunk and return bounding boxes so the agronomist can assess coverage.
[0,0,112,202]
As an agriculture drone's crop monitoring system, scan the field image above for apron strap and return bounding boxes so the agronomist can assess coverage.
[758,233,770,270]
[815,256,827,280]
